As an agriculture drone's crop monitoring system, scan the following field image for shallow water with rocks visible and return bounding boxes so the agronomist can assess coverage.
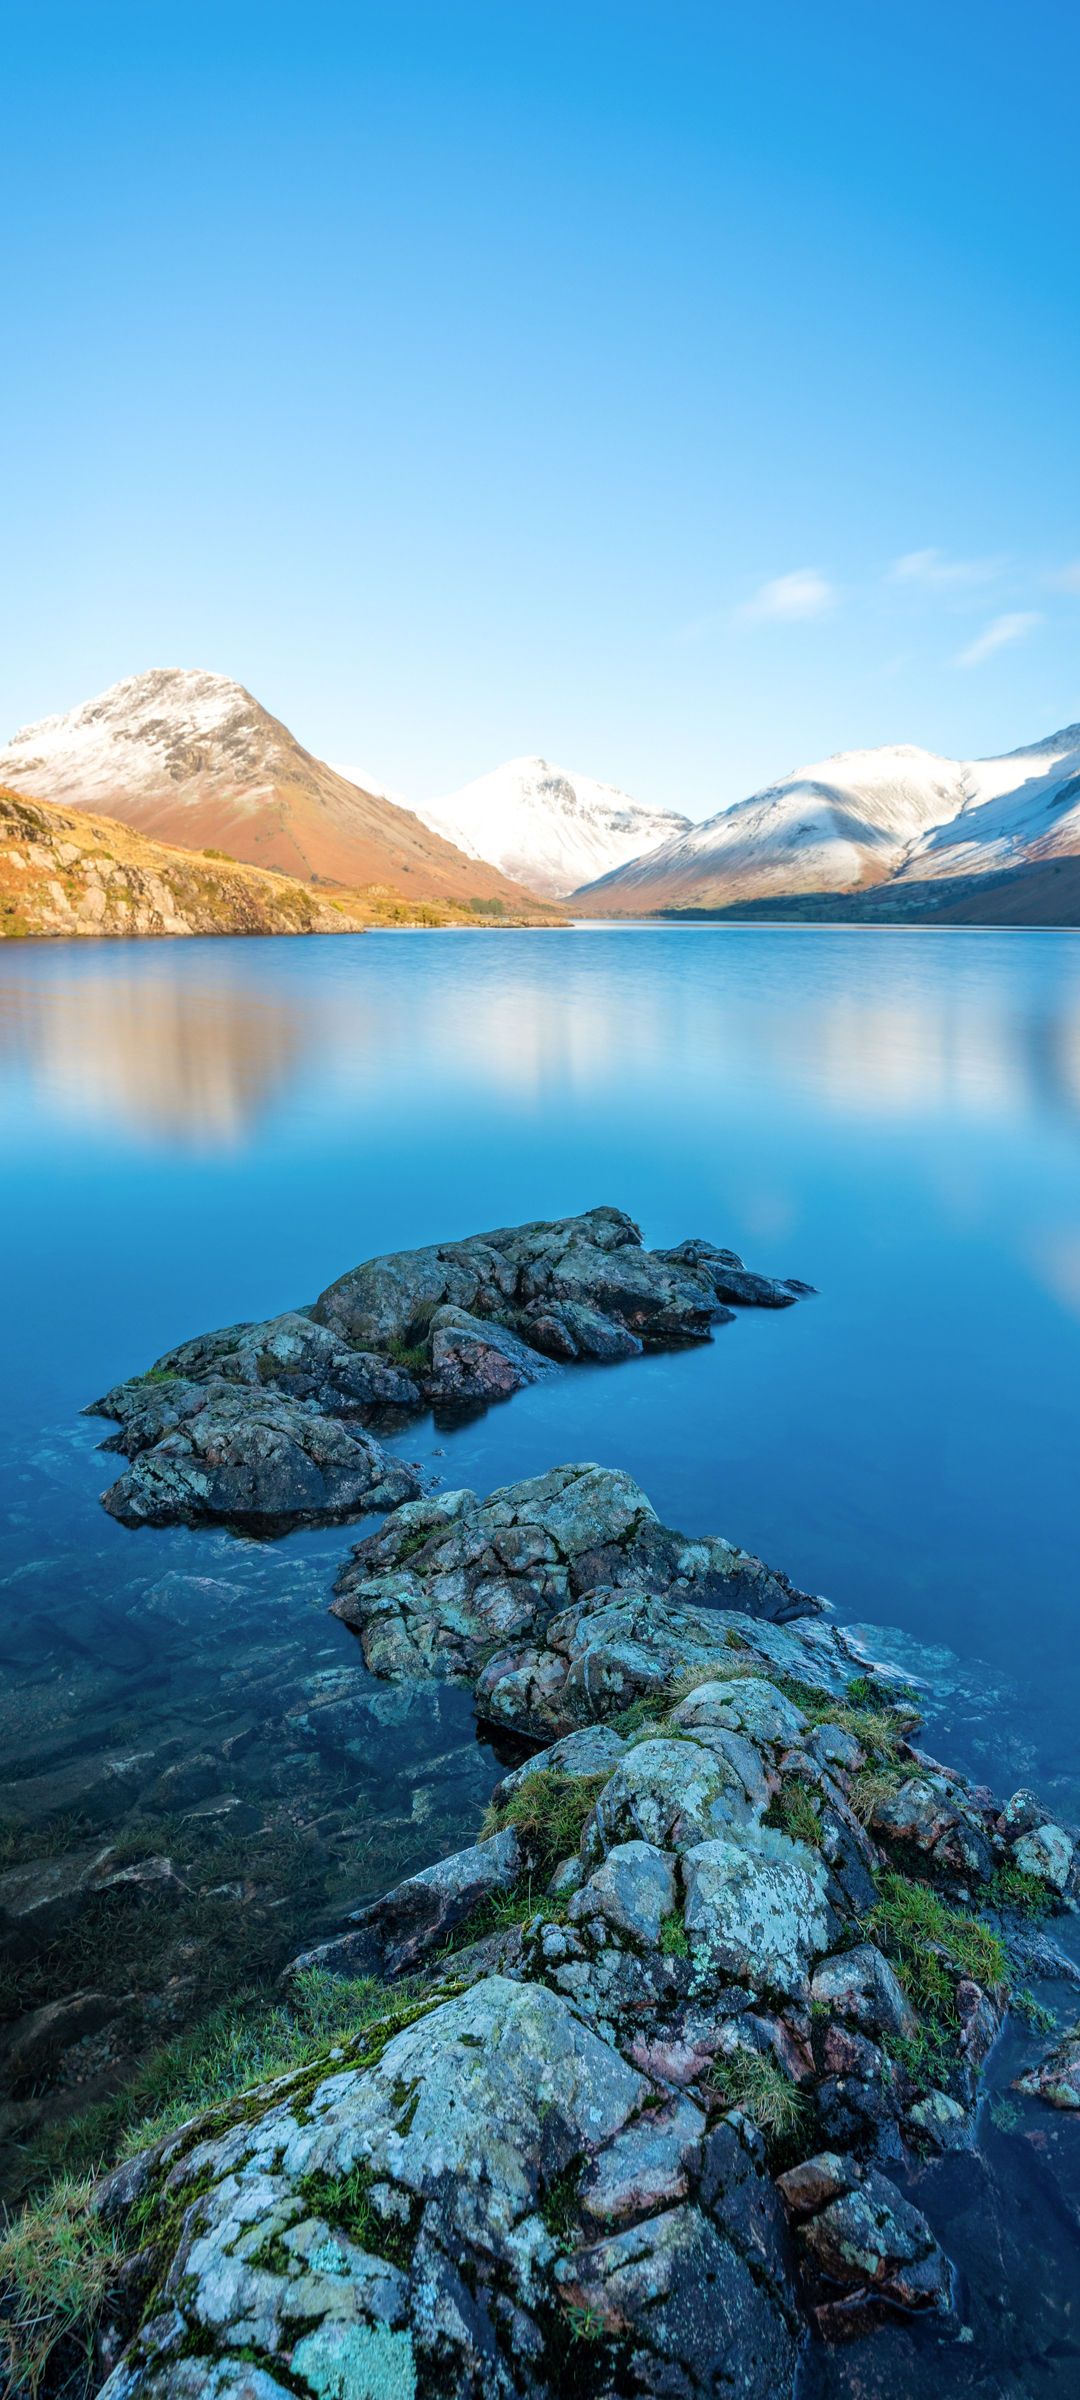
[1,925,1079,2388]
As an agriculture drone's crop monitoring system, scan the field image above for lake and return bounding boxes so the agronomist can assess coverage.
[1,924,1078,2385]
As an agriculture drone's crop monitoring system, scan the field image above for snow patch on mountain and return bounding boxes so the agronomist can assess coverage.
[417,756,691,898]
[577,726,1080,910]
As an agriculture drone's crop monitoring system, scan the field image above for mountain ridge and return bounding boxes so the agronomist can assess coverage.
[0,672,557,912]
[574,724,1080,911]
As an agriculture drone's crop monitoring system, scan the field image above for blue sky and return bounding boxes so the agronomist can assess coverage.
[4,0,1079,817]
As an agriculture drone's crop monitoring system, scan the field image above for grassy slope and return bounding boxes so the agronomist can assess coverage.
[0,790,563,938]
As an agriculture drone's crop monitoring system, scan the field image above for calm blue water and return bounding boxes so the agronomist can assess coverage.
[2,923,1079,1796]
[3,925,1080,2375]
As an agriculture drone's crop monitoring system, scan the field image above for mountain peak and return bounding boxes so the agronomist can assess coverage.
[417,755,691,897]
[0,672,553,910]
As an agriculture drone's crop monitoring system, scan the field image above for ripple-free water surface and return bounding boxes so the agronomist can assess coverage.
[1,925,1078,2379]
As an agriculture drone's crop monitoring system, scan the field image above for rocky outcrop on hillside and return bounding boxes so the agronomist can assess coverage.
[0,788,368,939]
[86,1209,815,1529]
[86,1468,1080,2397]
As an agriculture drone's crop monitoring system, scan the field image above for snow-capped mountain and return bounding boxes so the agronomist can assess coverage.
[577,727,1080,911]
[417,757,691,899]
[0,671,547,908]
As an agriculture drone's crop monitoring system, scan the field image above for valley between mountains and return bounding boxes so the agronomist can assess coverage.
[4,667,1080,930]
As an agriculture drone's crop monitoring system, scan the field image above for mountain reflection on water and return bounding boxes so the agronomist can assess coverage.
[0,926,1078,2387]
[0,962,312,1144]
[5,930,1080,1151]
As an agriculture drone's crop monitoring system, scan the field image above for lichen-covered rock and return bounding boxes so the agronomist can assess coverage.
[668,1675,808,1749]
[425,1307,554,1406]
[796,2165,953,2315]
[1012,1819,1075,1890]
[585,1737,762,1860]
[553,2201,798,2390]
[810,1944,917,2042]
[490,1724,628,1805]
[681,1827,832,2000]
[330,1464,826,1705]
[567,1841,677,1946]
[98,1390,421,1531]
[94,1976,799,2400]
[89,1209,813,1529]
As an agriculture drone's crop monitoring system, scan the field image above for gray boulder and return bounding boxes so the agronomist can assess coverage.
[289,1827,520,1979]
[809,1943,917,2042]
[795,2164,953,2316]
[585,1737,760,1860]
[567,1841,678,1947]
[331,1463,824,1700]
[93,1975,799,2400]
[99,1389,421,1531]
[681,1827,832,2000]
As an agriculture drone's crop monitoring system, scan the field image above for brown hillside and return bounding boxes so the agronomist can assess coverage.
[0,670,559,912]
[0,788,369,939]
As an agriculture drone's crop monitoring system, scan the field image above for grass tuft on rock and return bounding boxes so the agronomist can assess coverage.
[0,2177,125,2400]
[871,1873,1007,2015]
[481,1771,610,1885]
[764,1780,823,1849]
[707,2049,809,2146]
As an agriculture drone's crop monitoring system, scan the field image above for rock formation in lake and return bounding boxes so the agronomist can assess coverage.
[0,671,557,912]
[86,1207,815,1530]
[87,1462,1080,2397]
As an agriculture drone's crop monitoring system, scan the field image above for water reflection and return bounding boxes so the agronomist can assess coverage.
[0,969,313,1144]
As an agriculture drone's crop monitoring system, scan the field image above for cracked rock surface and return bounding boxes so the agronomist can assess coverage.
[87,1491,1080,2400]
[86,1208,813,1529]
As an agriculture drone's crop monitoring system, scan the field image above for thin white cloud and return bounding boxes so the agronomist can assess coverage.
[892,547,1003,589]
[955,612,1042,668]
[740,569,835,623]
[1050,560,1080,593]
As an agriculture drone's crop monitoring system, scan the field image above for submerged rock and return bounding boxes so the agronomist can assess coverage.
[1014,2018,1080,2108]
[87,1207,814,1529]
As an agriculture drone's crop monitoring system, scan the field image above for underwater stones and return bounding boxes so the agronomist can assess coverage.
[99,1391,420,1531]
[794,2165,953,2318]
[810,1944,917,2043]
[681,1829,832,2000]
[567,1840,677,1947]
[288,1827,521,1980]
[1014,2019,1080,2109]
